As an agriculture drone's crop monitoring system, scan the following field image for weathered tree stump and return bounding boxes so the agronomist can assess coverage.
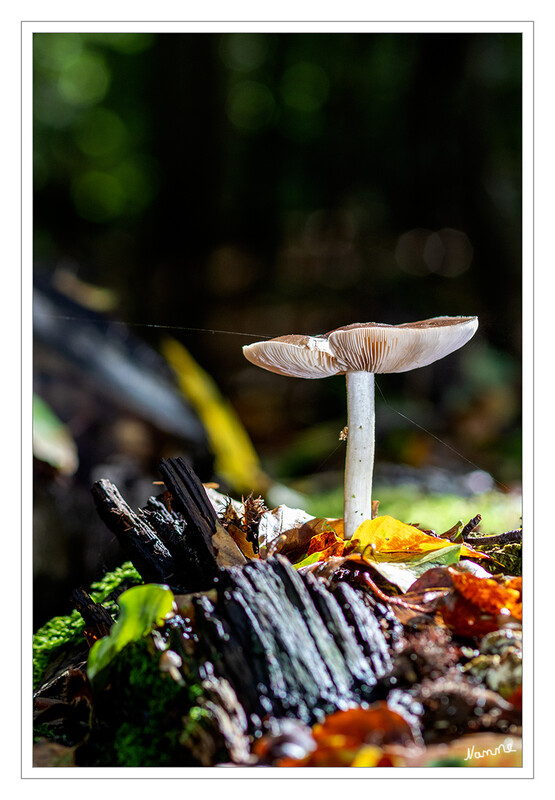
[89,458,405,727]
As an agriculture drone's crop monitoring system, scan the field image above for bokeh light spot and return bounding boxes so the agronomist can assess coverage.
[34,82,79,129]
[86,32,155,54]
[73,107,128,158]
[112,157,157,213]
[58,51,110,107]
[220,33,269,72]
[428,228,474,277]
[280,61,329,112]
[395,227,473,277]
[34,33,83,69]
[394,228,432,275]
[422,232,446,273]
[71,170,125,222]
[227,81,275,131]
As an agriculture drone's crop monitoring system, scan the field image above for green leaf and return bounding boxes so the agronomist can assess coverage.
[366,544,462,592]
[87,584,174,681]
[294,550,329,569]
[33,394,78,474]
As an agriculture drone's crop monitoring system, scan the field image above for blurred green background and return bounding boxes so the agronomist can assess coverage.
[33,32,522,625]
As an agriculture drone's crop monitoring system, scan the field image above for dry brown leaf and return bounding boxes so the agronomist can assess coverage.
[226,523,258,559]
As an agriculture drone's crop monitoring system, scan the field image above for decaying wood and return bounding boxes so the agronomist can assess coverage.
[70,588,114,645]
[90,461,405,727]
[158,457,247,567]
[91,479,177,585]
[157,457,220,559]
[192,555,398,726]
[91,456,253,591]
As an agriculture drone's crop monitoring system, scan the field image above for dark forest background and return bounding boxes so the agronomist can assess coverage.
[33,32,522,626]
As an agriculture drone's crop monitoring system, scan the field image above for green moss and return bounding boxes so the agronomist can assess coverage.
[476,541,522,576]
[33,561,142,689]
[34,722,58,743]
[87,639,202,767]
[33,610,86,690]
[88,561,142,603]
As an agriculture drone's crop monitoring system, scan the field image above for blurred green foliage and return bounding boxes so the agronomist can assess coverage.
[34,33,156,224]
[303,485,521,536]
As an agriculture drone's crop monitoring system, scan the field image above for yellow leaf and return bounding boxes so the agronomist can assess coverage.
[162,337,266,494]
[352,515,488,560]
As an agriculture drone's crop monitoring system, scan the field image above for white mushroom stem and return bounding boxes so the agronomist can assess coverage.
[344,370,375,540]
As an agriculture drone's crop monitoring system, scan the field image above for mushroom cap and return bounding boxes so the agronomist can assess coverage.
[242,333,341,379]
[243,316,478,377]
[327,316,479,373]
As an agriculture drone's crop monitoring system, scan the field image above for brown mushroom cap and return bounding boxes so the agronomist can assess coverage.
[327,316,478,373]
[243,316,478,377]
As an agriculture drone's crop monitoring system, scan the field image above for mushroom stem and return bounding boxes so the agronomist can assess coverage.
[344,370,375,540]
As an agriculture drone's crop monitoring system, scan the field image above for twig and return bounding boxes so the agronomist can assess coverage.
[465,529,522,547]
[461,514,482,539]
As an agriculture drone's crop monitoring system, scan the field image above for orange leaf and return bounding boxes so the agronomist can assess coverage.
[307,530,345,557]
[279,703,416,767]
[449,570,522,620]
[505,576,522,599]
[439,569,522,637]
[507,686,522,710]
[313,703,415,748]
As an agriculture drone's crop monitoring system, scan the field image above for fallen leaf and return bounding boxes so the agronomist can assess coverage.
[212,522,249,567]
[271,516,344,563]
[313,704,416,747]
[225,523,257,560]
[436,569,522,638]
[258,505,315,553]
[350,746,395,767]
[505,576,522,597]
[293,525,346,567]
[361,544,463,593]
[507,686,522,710]
[279,702,417,767]
[352,516,488,560]
[306,528,344,556]
[406,566,456,592]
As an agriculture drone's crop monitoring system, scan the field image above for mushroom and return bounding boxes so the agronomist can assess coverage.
[243,316,478,540]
